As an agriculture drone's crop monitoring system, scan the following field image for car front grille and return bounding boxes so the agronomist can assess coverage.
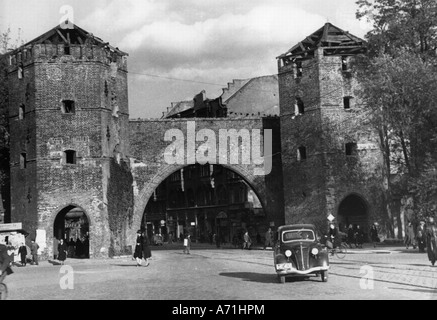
[294,246,310,271]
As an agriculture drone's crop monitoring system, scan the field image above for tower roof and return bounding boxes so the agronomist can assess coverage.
[278,23,366,60]
[9,22,128,56]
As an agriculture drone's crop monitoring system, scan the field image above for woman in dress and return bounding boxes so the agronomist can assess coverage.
[133,230,143,266]
[142,231,152,267]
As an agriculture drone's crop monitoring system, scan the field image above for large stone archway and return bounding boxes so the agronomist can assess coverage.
[337,193,370,236]
[126,118,284,247]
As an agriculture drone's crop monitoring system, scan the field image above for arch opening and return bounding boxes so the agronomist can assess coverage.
[141,164,267,248]
[53,205,90,259]
[338,194,369,239]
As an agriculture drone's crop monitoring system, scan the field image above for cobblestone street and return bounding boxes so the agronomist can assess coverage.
[3,245,436,300]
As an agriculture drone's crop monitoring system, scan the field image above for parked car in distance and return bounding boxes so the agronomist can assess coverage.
[274,224,330,283]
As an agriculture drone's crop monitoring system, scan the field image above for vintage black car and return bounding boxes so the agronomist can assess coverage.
[274,224,330,283]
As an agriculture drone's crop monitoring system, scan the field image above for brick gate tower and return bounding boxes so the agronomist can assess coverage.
[6,23,132,258]
[278,23,387,236]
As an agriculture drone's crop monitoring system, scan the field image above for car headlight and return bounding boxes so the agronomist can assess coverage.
[285,250,292,258]
[311,248,319,255]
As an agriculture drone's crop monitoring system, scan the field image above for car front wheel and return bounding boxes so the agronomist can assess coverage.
[321,271,328,282]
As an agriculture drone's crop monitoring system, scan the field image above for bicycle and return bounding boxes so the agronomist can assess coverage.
[328,242,348,259]
[320,236,347,259]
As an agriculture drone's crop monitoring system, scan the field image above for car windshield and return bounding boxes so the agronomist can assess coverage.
[282,229,315,242]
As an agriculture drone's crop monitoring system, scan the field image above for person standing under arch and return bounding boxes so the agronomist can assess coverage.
[57,239,68,265]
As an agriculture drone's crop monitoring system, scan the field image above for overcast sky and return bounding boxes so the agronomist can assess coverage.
[0,0,372,118]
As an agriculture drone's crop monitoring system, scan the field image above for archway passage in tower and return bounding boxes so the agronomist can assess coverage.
[337,194,369,238]
[53,205,90,259]
[141,164,267,248]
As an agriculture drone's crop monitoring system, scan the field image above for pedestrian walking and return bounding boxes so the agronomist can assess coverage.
[183,234,191,254]
[142,231,152,266]
[426,216,437,266]
[57,239,68,265]
[243,231,252,250]
[354,225,364,248]
[370,223,379,248]
[18,243,27,266]
[404,222,417,249]
[417,221,426,253]
[347,225,355,248]
[30,240,39,265]
[133,230,143,266]
[53,237,59,260]
[264,228,274,250]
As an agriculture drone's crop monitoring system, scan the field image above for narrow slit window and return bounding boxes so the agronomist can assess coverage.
[343,97,352,110]
[18,65,23,79]
[65,150,77,164]
[345,143,358,156]
[19,104,25,120]
[297,146,307,161]
[62,100,75,114]
[296,97,305,115]
[20,153,27,169]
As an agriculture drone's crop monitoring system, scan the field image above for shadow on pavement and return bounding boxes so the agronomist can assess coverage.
[219,272,321,284]
[219,272,277,283]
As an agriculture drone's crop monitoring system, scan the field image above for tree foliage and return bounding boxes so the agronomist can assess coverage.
[356,0,437,58]
[355,0,437,219]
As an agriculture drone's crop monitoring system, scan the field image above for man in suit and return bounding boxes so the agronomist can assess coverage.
[30,240,39,265]
[0,244,14,283]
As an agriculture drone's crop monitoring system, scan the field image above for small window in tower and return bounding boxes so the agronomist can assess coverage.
[65,150,77,164]
[62,100,76,114]
[343,97,352,110]
[341,56,349,71]
[297,146,307,161]
[345,143,358,156]
[296,97,305,115]
[295,61,303,78]
[20,153,27,169]
[64,44,71,55]
[19,104,25,120]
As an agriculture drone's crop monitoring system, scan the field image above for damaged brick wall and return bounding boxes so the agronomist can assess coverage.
[279,48,387,236]
[7,42,129,258]
[106,158,134,257]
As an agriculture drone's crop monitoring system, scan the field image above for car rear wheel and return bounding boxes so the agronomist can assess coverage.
[321,271,328,282]
[278,275,286,284]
